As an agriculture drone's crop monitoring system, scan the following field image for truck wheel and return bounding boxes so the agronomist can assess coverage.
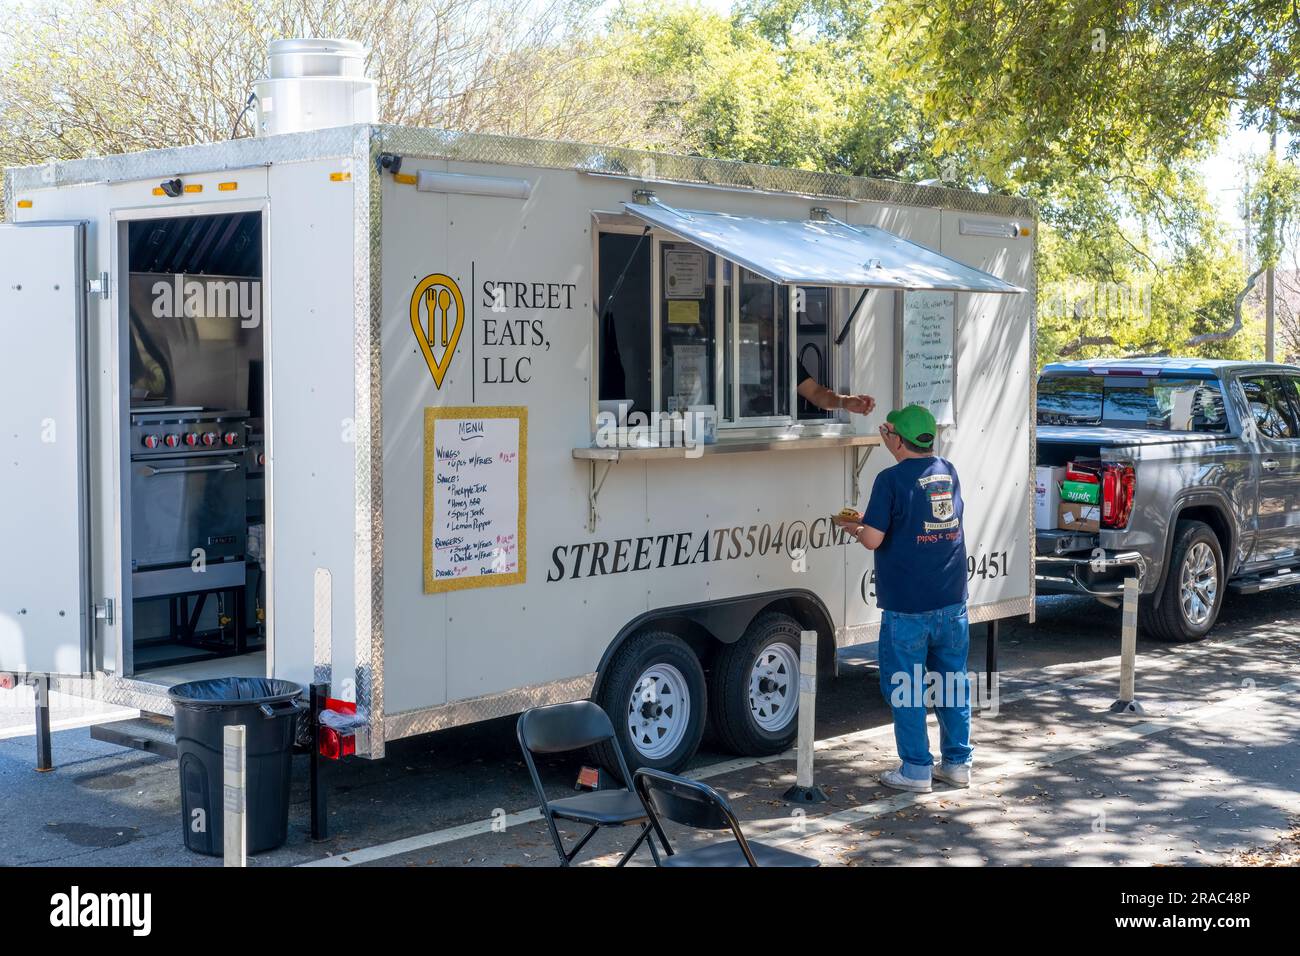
[709,612,802,756]
[1140,520,1224,642]
[593,631,706,778]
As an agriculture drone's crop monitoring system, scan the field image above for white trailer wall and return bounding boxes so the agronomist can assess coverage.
[839,204,1035,641]
[377,159,1033,726]
[264,158,360,691]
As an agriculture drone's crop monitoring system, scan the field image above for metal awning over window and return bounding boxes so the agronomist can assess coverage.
[622,200,1025,294]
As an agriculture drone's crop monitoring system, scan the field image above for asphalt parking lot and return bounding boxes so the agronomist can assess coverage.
[1,590,1297,867]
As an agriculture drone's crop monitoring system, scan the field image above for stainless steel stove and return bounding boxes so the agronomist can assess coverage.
[129,407,250,571]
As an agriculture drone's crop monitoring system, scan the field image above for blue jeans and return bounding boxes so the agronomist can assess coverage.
[878,602,973,780]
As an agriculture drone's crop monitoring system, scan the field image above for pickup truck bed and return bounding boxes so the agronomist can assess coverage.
[1035,359,1300,640]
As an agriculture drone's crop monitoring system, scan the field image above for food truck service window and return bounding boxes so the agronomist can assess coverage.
[599,201,1026,439]
[597,231,653,416]
[599,227,838,430]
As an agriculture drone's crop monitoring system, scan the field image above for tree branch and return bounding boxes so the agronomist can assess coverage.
[1186,264,1267,346]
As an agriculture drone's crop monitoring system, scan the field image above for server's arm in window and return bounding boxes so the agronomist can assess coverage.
[795,355,876,415]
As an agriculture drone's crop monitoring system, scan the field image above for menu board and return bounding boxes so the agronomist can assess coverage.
[901,291,956,425]
[423,406,527,593]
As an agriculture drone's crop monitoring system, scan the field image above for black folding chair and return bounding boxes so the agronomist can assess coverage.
[633,767,819,867]
[517,701,661,867]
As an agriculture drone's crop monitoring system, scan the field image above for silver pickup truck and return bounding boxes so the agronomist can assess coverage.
[1035,358,1300,641]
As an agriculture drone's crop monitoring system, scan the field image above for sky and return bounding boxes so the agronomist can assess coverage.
[1200,121,1293,260]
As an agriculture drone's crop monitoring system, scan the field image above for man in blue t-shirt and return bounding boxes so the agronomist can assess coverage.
[834,404,973,793]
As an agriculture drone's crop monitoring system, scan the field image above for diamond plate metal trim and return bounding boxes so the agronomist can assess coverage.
[50,674,174,716]
[353,125,385,758]
[377,126,1035,219]
[8,124,1033,220]
[834,595,1034,647]
[5,127,357,197]
[383,673,597,741]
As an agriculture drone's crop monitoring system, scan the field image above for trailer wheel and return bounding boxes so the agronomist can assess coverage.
[1140,520,1223,642]
[709,612,802,756]
[593,630,706,778]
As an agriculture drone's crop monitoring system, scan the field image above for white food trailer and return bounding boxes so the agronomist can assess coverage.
[1,41,1035,773]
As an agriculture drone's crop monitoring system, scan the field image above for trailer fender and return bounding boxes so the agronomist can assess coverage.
[591,588,836,701]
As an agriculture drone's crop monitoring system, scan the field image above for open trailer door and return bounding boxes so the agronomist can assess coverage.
[0,222,93,676]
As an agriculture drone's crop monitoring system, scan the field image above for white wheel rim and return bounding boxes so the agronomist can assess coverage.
[627,663,691,760]
[1180,541,1218,627]
[749,640,800,733]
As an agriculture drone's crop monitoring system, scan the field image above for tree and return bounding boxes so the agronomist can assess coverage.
[612,0,1277,362]
[0,0,674,170]
[877,0,1300,352]
[876,0,1299,184]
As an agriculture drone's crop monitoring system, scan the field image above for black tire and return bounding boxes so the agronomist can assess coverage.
[709,612,803,756]
[1140,520,1224,642]
[592,630,707,779]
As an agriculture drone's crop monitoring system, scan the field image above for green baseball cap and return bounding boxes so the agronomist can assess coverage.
[886,405,937,448]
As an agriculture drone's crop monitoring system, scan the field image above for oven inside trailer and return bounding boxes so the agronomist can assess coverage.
[120,210,269,682]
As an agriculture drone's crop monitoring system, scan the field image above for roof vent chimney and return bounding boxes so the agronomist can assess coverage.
[254,38,377,137]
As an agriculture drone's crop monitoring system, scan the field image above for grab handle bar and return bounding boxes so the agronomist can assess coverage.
[143,461,240,476]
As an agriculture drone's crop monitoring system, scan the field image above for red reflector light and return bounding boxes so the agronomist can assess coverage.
[318,726,356,761]
[1101,463,1135,528]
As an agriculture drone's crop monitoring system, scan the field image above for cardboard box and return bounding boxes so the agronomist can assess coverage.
[1060,479,1101,505]
[1058,501,1101,533]
[1034,466,1066,530]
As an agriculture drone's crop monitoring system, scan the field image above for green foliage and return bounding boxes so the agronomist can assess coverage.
[0,0,1292,364]
[611,0,1297,363]
[1247,151,1300,267]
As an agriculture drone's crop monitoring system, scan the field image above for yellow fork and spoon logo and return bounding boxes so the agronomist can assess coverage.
[410,273,465,389]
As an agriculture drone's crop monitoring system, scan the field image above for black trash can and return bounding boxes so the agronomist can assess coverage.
[168,678,304,856]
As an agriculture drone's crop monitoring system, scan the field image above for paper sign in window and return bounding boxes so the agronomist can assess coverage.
[663,249,706,299]
[667,300,700,325]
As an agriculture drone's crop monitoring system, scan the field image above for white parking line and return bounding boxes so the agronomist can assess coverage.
[0,709,139,741]
[299,630,1275,867]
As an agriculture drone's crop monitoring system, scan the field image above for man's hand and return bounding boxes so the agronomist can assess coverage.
[832,511,862,529]
[843,394,876,415]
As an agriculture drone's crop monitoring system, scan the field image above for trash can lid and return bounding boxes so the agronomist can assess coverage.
[168,677,303,708]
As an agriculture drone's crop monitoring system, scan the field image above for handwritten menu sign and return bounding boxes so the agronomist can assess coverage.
[423,406,527,593]
[901,291,956,425]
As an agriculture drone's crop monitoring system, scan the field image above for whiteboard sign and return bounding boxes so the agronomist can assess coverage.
[424,406,527,593]
[901,291,956,425]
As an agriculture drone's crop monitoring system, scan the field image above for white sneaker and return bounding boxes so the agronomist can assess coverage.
[932,763,971,788]
[879,767,932,793]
